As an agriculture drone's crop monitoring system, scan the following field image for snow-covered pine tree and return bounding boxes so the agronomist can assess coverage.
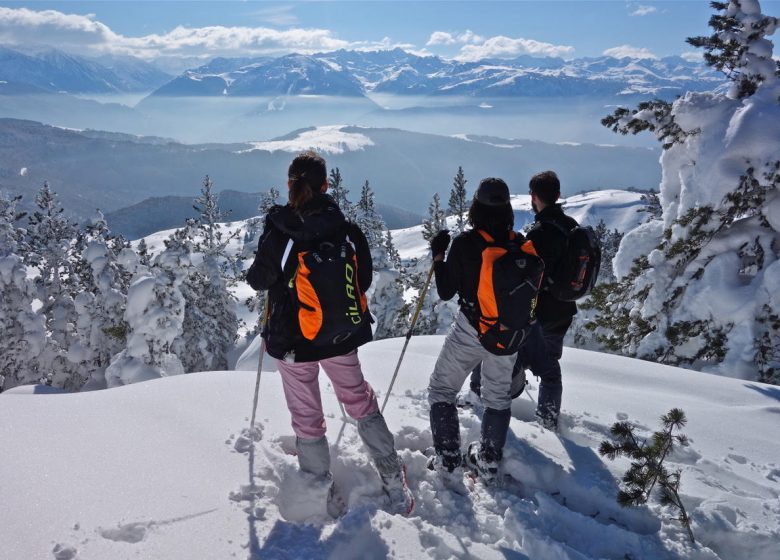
[329,167,355,219]
[0,193,45,391]
[591,0,780,382]
[136,238,152,266]
[448,166,469,234]
[355,180,387,263]
[384,229,402,271]
[687,0,779,99]
[180,179,240,372]
[105,229,191,386]
[422,192,446,242]
[23,183,82,389]
[192,175,243,283]
[70,211,130,390]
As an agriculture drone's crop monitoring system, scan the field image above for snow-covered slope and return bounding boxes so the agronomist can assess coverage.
[2,339,778,559]
[392,190,649,260]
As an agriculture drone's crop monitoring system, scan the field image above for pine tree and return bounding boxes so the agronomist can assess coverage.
[591,1,780,381]
[687,1,779,98]
[599,409,695,543]
[105,229,190,386]
[183,180,240,372]
[355,180,387,256]
[328,167,354,219]
[448,166,469,234]
[384,229,402,270]
[24,183,82,389]
[71,211,130,390]
[422,193,447,242]
[0,193,45,391]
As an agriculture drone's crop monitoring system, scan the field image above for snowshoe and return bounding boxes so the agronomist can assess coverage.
[326,477,348,518]
[380,462,415,516]
[465,441,500,485]
[426,452,469,495]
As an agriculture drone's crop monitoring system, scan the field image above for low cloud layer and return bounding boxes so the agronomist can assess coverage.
[603,44,659,60]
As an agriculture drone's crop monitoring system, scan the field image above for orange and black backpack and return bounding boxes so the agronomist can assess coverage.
[281,232,370,347]
[475,230,545,355]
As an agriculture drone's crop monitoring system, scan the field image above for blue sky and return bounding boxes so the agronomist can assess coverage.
[0,1,777,65]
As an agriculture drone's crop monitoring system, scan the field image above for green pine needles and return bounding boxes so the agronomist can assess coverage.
[599,408,695,544]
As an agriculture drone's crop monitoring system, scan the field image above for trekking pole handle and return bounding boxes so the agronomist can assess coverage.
[249,292,270,431]
[381,261,436,413]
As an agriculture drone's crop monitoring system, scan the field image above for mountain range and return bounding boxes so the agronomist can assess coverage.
[0,46,172,93]
[145,48,720,100]
[0,45,720,100]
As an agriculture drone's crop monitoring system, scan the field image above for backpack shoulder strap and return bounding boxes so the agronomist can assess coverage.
[538,218,571,237]
[280,238,295,271]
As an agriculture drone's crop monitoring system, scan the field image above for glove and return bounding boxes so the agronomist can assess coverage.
[430,229,451,259]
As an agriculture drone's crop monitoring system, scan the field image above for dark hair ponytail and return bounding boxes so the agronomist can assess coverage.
[288,151,327,212]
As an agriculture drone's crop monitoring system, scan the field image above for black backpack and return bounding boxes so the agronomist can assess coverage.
[541,221,602,302]
[475,230,545,355]
[282,232,370,347]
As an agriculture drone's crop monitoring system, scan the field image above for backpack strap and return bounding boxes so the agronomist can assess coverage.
[477,229,518,244]
[538,218,571,237]
[281,238,295,271]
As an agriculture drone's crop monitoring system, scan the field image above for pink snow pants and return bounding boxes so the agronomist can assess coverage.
[276,350,379,439]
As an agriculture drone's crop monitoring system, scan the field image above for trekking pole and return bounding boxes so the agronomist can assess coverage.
[249,293,270,433]
[380,262,436,414]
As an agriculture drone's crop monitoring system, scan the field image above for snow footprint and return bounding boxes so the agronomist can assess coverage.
[51,544,78,560]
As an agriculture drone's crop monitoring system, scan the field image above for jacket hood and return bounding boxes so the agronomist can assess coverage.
[268,192,346,243]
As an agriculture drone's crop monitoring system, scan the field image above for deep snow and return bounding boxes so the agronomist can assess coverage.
[2,337,779,560]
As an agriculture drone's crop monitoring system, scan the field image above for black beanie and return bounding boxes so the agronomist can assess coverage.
[474,177,510,206]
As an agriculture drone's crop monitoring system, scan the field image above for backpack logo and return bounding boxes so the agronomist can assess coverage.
[475,230,545,355]
[282,237,369,347]
[542,222,602,301]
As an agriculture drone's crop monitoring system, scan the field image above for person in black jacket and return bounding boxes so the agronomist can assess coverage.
[470,170,577,430]
[426,178,537,485]
[246,151,412,516]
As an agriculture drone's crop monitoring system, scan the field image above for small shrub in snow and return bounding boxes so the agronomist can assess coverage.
[599,408,695,543]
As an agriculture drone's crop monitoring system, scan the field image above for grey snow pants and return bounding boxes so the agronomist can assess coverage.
[428,312,520,411]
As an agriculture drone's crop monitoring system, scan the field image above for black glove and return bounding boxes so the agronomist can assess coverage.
[430,229,451,259]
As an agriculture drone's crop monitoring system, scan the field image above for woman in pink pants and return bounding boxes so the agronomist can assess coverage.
[246,151,413,516]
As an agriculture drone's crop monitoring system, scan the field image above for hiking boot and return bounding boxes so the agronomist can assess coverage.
[379,461,414,516]
[536,410,559,431]
[465,441,500,485]
[426,453,468,495]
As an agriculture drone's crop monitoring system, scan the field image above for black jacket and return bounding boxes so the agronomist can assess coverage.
[527,204,578,334]
[434,228,519,326]
[246,193,373,362]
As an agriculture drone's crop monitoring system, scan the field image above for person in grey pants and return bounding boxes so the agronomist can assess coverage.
[426,178,534,483]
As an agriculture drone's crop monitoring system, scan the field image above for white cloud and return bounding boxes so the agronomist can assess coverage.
[680,51,704,62]
[603,44,659,60]
[456,35,575,61]
[426,30,483,47]
[427,31,456,46]
[0,6,401,61]
[630,5,657,17]
[457,30,484,44]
